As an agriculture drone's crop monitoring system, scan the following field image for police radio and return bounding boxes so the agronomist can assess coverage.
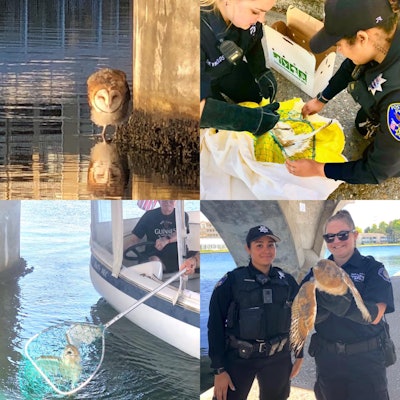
[218,40,243,65]
[202,12,244,65]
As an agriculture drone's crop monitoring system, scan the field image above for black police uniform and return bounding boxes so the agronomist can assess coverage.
[201,8,268,103]
[319,23,400,184]
[208,262,301,400]
[301,249,394,400]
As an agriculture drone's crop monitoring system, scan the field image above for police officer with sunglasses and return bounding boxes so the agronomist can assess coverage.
[208,225,303,400]
[301,209,394,400]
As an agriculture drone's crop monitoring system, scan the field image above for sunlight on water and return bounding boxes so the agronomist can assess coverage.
[0,0,198,199]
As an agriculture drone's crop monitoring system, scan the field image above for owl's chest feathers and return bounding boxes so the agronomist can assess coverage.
[90,105,129,127]
[314,276,348,296]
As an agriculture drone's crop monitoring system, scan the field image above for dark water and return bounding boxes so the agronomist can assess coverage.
[0,0,198,199]
[0,201,199,399]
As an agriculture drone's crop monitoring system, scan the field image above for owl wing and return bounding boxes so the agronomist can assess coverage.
[342,272,372,322]
[290,280,317,355]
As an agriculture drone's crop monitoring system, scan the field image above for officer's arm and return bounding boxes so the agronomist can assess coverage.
[343,300,385,325]
[208,275,232,369]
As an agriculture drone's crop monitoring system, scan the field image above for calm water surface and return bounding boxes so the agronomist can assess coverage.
[0,0,198,199]
[0,201,199,399]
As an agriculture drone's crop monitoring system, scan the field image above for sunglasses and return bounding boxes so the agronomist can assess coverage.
[323,230,355,243]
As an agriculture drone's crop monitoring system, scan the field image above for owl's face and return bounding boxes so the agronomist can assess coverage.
[93,88,124,113]
[62,344,81,365]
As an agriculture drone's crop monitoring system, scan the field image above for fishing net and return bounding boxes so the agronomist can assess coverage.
[241,98,346,163]
[24,322,104,396]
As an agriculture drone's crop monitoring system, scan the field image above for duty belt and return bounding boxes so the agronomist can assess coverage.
[229,335,289,359]
[318,334,382,356]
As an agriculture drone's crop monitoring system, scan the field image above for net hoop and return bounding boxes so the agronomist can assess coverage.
[24,323,105,396]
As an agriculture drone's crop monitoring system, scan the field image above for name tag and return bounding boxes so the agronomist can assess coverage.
[263,288,273,304]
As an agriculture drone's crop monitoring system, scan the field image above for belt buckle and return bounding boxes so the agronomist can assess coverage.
[258,342,267,353]
[336,342,346,354]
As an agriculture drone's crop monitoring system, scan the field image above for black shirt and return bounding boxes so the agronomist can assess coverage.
[301,249,394,343]
[200,7,266,100]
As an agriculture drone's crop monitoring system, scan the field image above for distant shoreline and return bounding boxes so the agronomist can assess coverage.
[201,244,400,254]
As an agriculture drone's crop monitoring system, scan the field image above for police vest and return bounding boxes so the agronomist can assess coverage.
[226,266,292,341]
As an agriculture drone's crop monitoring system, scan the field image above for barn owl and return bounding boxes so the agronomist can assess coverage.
[290,259,372,355]
[87,68,131,141]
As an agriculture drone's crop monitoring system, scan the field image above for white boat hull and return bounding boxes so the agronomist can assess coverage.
[90,256,200,359]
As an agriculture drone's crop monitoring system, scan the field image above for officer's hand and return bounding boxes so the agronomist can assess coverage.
[214,372,235,400]
[316,290,352,317]
[301,97,325,118]
[254,102,280,136]
[256,69,278,102]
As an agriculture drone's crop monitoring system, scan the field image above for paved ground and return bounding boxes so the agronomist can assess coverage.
[265,11,400,200]
[201,276,400,400]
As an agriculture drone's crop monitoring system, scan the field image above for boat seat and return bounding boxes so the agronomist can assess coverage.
[126,261,163,280]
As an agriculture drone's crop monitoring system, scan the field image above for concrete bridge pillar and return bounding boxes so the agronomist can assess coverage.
[132,0,199,120]
[201,200,347,280]
[0,201,21,272]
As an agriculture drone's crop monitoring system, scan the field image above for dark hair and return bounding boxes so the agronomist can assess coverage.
[344,1,399,45]
[324,209,356,233]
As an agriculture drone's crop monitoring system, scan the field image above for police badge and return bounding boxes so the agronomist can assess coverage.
[387,103,400,141]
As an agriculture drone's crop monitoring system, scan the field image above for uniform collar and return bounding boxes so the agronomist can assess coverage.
[328,248,363,270]
[367,24,400,75]
[247,261,283,278]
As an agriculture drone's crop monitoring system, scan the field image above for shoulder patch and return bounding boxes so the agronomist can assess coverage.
[378,266,391,283]
[387,103,400,141]
[214,273,228,289]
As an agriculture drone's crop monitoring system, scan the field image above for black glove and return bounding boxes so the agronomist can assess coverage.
[343,300,379,325]
[256,69,278,102]
[316,290,352,317]
[200,98,280,136]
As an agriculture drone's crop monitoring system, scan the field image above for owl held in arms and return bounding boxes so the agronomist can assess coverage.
[87,68,131,142]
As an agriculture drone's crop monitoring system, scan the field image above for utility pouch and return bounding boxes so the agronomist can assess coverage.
[382,320,397,367]
[308,333,320,358]
[236,340,254,359]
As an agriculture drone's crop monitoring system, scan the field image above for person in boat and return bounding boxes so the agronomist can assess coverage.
[286,0,400,184]
[200,0,281,136]
[207,225,303,400]
[130,200,190,273]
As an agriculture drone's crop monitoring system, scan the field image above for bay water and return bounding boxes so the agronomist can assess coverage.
[0,201,199,400]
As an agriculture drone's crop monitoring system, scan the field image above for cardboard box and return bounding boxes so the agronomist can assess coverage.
[262,6,337,98]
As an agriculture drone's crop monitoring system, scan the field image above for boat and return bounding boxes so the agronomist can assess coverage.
[89,200,200,359]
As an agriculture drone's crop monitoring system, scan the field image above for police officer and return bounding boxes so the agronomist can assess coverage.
[208,225,303,400]
[301,210,394,400]
[286,0,400,184]
[200,0,281,136]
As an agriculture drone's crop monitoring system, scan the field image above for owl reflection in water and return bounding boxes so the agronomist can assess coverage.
[87,68,131,141]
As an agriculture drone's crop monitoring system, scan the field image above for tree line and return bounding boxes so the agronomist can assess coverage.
[356,219,400,243]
